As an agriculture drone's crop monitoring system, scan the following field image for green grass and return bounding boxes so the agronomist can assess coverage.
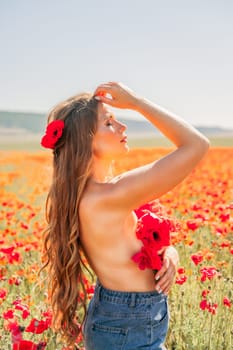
[208,136,233,147]
[0,140,43,151]
[129,136,233,148]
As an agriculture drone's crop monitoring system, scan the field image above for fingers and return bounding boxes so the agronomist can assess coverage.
[94,84,112,97]
[94,83,117,106]
[155,257,176,295]
[94,82,117,96]
[156,268,174,294]
[154,256,169,281]
[94,95,114,106]
[93,81,137,109]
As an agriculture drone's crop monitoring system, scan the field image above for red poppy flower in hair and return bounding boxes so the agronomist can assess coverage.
[40,120,65,149]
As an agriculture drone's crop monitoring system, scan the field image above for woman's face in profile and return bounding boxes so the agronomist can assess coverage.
[92,102,129,159]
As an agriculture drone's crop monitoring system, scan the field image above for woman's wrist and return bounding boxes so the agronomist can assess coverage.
[130,96,151,112]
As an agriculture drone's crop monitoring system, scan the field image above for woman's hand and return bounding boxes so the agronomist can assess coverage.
[154,246,179,295]
[94,81,139,109]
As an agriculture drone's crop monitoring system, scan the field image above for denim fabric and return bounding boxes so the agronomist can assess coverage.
[83,281,169,350]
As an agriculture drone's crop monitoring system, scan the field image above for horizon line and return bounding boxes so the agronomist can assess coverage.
[0,108,232,130]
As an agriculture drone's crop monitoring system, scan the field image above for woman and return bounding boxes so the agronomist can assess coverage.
[40,82,209,349]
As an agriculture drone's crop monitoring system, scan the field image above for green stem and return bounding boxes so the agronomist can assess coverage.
[179,290,184,349]
[208,312,213,350]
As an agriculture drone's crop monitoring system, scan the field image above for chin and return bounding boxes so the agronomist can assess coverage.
[125,145,130,153]
[116,145,130,157]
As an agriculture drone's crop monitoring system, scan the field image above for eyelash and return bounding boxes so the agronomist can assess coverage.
[106,117,114,126]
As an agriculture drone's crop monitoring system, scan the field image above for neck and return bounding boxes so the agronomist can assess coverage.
[91,157,114,183]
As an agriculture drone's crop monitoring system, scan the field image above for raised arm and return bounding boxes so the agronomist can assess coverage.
[94,82,210,210]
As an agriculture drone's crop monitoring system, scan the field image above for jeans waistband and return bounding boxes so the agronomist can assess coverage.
[94,280,167,307]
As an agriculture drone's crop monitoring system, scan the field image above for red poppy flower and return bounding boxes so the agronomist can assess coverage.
[208,303,218,315]
[223,297,231,308]
[135,213,171,249]
[219,212,230,222]
[3,309,14,319]
[13,340,46,350]
[0,246,15,254]
[200,299,209,310]
[200,266,218,282]
[175,275,187,285]
[132,247,154,270]
[177,267,185,274]
[22,309,30,319]
[186,220,201,231]
[41,120,64,149]
[8,276,21,285]
[14,303,28,312]
[7,251,21,264]
[25,318,49,334]
[134,200,163,218]
[131,203,174,271]
[220,240,231,248]
[20,222,29,230]
[0,288,7,299]
[8,322,24,343]
[200,299,217,314]
[202,289,210,298]
[191,253,203,265]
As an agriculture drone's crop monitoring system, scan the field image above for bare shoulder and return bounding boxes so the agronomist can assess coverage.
[79,180,127,225]
[99,142,209,211]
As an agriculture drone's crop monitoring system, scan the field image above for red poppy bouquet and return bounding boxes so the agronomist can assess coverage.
[132,201,178,271]
[40,120,64,149]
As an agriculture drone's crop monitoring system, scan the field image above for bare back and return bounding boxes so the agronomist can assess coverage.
[79,180,156,292]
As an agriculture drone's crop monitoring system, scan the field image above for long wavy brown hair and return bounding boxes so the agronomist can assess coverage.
[39,93,98,346]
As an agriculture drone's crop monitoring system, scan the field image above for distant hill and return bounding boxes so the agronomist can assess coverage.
[0,110,232,137]
[0,110,45,134]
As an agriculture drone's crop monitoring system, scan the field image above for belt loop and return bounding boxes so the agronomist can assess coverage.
[129,293,136,308]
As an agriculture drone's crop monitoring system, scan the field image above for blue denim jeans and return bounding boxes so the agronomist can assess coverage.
[83,281,169,350]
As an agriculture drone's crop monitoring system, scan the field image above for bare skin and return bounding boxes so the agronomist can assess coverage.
[79,82,210,294]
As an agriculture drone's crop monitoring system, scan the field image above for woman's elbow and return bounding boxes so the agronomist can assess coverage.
[192,136,210,162]
[199,136,210,153]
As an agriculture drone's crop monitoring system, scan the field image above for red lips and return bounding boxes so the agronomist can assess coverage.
[120,136,128,143]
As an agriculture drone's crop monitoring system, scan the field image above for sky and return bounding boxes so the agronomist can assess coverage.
[0,0,233,128]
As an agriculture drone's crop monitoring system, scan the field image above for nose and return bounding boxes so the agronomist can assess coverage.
[118,121,127,132]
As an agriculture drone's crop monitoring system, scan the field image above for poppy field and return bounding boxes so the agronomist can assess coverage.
[0,147,232,350]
